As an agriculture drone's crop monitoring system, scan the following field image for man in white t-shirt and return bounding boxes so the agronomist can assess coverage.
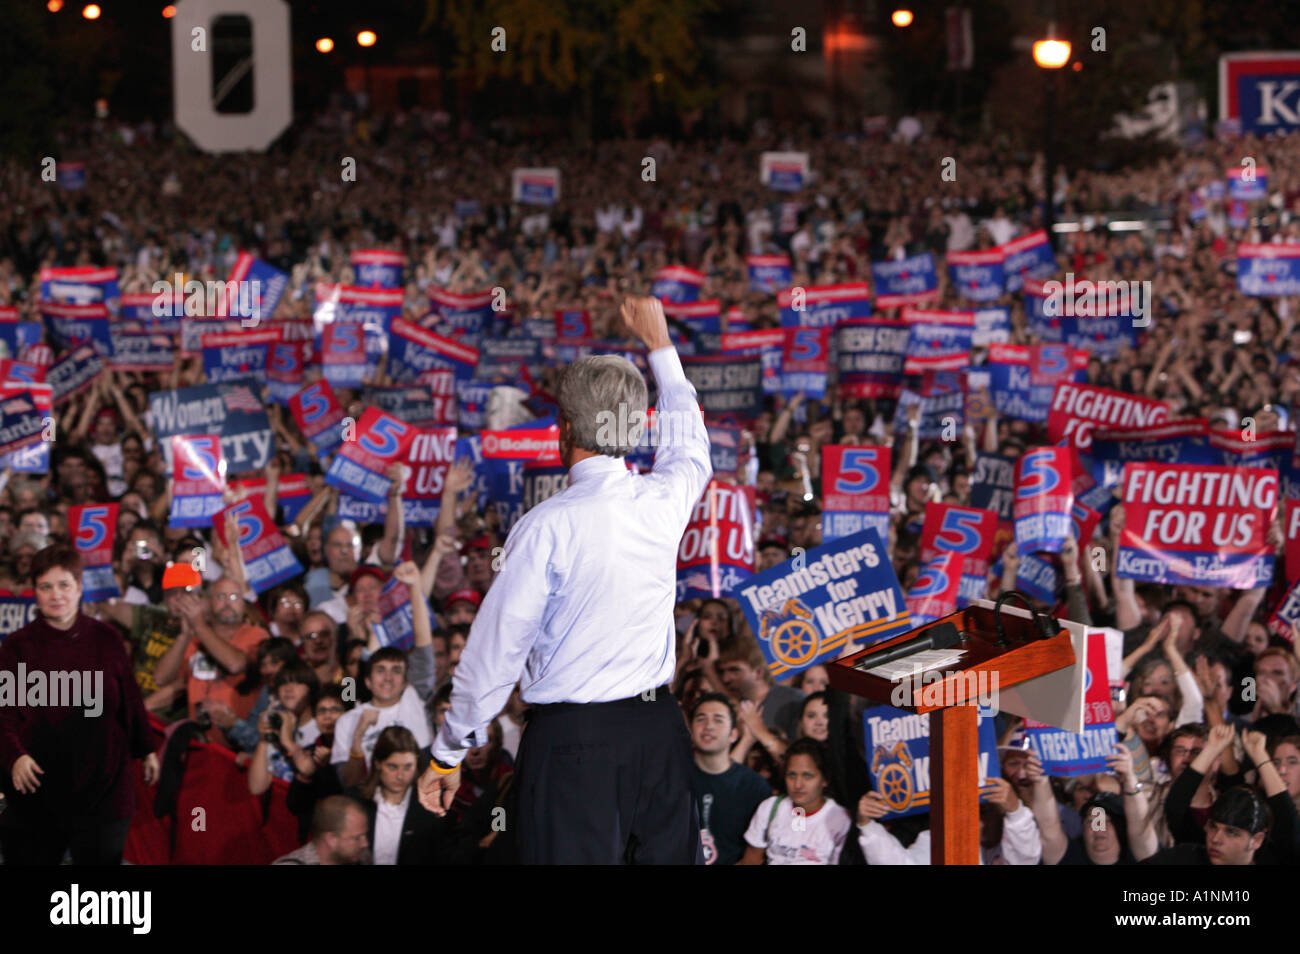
[332,647,431,785]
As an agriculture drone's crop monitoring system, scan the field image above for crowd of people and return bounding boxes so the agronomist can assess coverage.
[1,108,1299,865]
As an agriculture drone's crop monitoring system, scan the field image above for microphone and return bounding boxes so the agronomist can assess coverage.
[853,621,964,672]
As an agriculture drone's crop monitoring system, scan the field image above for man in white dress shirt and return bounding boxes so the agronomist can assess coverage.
[417,296,713,864]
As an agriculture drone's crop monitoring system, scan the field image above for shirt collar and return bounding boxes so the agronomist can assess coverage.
[567,453,630,485]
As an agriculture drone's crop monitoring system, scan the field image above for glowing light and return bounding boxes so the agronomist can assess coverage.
[163,4,176,17]
[82,3,101,19]
[1033,39,1072,69]
[316,37,335,53]
[356,30,377,47]
[48,0,64,13]
[891,10,913,28]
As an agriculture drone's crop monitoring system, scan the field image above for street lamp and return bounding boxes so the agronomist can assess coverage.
[891,9,914,28]
[1034,26,1070,250]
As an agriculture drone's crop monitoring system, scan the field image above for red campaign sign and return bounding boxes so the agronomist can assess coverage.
[1287,500,1300,585]
[426,369,458,428]
[340,407,418,471]
[1119,462,1278,588]
[0,360,46,383]
[171,435,226,496]
[1046,381,1169,451]
[70,502,118,568]
[288,379,345,444]
[403,427,458,499]
[1014,446,1075,554]
[781,326,830,375]
[821,445,891,515]
[267,340,306,385]
[721,329,784,353]
[676,480,755,599]
[1026,630,1114,731]
[905,552,965,623]
[480,426,560,463]
[553,309,592,341]
[919,502,1000,578]
[319,322,366,368]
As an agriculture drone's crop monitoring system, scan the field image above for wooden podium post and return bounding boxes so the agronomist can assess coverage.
[828,604,1077,865]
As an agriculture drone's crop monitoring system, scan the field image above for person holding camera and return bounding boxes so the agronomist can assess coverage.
[248,661,323,796]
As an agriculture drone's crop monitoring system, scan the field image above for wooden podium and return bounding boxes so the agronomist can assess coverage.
[828,602,1077,865]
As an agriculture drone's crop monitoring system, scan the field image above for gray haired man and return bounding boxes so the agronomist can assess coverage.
[418,296,713,864]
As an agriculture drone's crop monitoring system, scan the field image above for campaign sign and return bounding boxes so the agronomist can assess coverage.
[820,445,891,544]
[267,341,306,405]
[1227,165,1269,201]
[707,425,741,477]
[651,266,706,304]
[150,382,273,474]
[389,318,480,383]
[0,361,44,385]
[57,161,86,190]
[998,230,1057,293]
[891,373,965,440]
[455,379,494,431]
[317,321,370,389]
[0,593,37,643]
[738,527,910,682]
[986,344,1064,423]
[475,337,543,381]
[553,309,592,341]
[0,320,44,360]
[1237,243,1300,296]
[674,481,755,601]
[681,354,763,420]
[70,503,120,602]
[747,255,792,294]
[1267,575,1300,640]
[351,249,404,289]
[862,704,999,819]
[777,283,873,329]
[480,424,560,464]
[905,552,966,627]
[363,385,437,430]
[213,497,303,593]
[1219,52,1300,136]
[973,306,1011,347]
[1047,381,1169,452]
[231,473,312,525]
[325,408,416,502]
[722,329,784,396]
[0,391,45,457]
[0,384,50,474]
[289,380,346,460]
[221,254,289,321]
[834,318,908,399]
[1014,447,1074,555]
[665,300,722,355]
[946,248,1005,302]
[372,577,430,651]
[169,435,227,527]
[902,308,974,374]
[39,266,120,310]
[512,167,561,205]
[1090,419,1218,491]
[971,452,1017,556]
[108,332,173,372]
[1118,463,1277,588]
[400,427,457,527]
[1021,279,1062,342]
[42,301,113,357]
[1288,500,1300,585]
[871,253,940,309]
[1024,632,1117,776]
[425,370,458,429]
[919,502,1000,607]
[427,287,495,338]
[200,328,280,384]
[990,550,1061,605]
[120,290,182,333]
[780,327,830,399]
[760,151,809,191]
[48,344,105,405]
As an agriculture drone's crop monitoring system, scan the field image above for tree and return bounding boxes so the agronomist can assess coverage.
[424,0,719,142]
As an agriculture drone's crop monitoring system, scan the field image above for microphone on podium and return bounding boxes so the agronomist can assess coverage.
[852,621,965,671]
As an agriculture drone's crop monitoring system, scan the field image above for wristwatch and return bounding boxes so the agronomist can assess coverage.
[1123,781,1143,796]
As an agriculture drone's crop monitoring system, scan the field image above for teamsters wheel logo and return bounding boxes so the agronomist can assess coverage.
[758,598,820,668]
[482,434,498,454]
[871,742,915,812]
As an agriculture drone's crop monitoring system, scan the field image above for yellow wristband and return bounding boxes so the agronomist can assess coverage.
[430,758,459,775]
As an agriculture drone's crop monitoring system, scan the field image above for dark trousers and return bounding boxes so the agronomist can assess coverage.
[514,686,699,865]
[0,814,131,866]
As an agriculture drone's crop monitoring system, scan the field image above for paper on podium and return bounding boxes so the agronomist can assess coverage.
[971,598,1086,734]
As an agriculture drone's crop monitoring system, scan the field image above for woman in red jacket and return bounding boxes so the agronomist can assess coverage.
[0,544,159,865]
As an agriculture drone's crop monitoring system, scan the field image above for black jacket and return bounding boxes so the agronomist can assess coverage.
[346,786,475,865]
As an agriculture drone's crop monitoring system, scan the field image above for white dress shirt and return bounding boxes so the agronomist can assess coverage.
[371,787,411,866]
[433,347,712,765]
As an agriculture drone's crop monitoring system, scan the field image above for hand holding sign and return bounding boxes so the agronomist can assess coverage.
[856,791,892,827]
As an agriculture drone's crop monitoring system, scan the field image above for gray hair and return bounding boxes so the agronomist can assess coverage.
[556,355,648,457]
